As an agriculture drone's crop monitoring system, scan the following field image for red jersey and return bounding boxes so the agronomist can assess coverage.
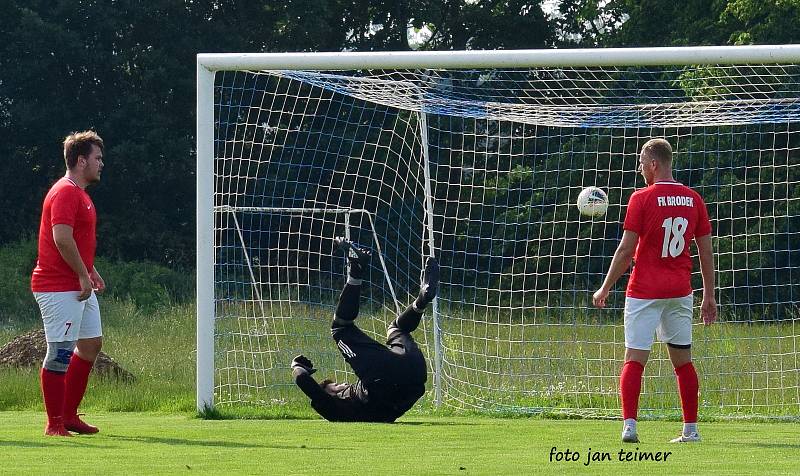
[31,177,97,292]
[623,181,712,299]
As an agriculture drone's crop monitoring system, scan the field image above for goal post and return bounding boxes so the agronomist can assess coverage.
[196,60,215,412]
[197,45,800,417]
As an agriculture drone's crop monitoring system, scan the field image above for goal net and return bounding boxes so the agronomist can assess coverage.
[197,47,800,419]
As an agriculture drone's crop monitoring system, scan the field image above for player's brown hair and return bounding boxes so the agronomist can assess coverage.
[641,138,672,165]
[64,130,104,169]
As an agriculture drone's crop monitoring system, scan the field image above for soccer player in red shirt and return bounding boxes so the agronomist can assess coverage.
[593,138,717,444]
[31,131,106,436]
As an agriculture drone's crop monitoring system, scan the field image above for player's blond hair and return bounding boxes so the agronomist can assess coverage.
[64,130,104,169]
[641,138,672,166]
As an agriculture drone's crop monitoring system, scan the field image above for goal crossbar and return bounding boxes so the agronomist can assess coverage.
[198,45,800,71]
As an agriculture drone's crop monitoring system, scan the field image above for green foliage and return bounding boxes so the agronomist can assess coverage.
[554,0,629,46]
[592,0,731,47]
[675,67,733,100]
[340,0,554,51]
[94,257,193,312]
[722,0,800,45]
[0,1,355,264]
[573,0,800,47]
[0,238,39,323]
[0,239,193,324]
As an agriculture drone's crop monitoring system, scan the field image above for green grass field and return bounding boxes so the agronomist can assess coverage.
[2,412,799,475]
[2,291,799,475]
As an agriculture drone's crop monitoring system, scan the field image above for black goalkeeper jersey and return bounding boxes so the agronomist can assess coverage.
[294,370,425,423]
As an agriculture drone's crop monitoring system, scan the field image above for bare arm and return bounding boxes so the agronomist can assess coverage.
[52,224,93,301]
[90,266,106,294]
[592,230,638,308]
[695,233,717,325]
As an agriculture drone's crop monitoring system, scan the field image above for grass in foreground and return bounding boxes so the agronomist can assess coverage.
[0,299,196,413]
[2,412,799,476]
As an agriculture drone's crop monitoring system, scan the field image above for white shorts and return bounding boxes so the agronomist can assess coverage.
[34,291,103,343]
[624,294,693,351]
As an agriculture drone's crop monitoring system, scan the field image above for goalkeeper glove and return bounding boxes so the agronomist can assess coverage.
[414,257,439,309]
[291,355,317,376]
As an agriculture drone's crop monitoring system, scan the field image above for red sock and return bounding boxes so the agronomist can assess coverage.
[40,368,66,426]
[63,353,95,420]
[620,360,645,420]
[674,361,699,423]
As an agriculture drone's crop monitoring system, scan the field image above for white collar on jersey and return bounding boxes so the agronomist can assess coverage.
[654,181,682,185]
[63,177,80,188]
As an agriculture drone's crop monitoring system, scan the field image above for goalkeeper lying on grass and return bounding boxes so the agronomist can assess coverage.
[291,237,438,422]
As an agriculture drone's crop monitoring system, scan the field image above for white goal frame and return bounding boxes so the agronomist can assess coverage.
[196,44,800,411]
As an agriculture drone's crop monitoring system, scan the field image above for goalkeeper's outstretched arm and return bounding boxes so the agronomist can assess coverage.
[293,367,345,420]
[291,355,343,420]
[292,367,328,401]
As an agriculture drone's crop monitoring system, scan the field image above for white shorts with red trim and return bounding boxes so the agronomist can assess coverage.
[34,291,103,343]
[624,294,693,351]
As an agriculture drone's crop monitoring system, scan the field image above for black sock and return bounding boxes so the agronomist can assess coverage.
[394,305,423,334]
[333,282,361,326]
[413,293,430,311]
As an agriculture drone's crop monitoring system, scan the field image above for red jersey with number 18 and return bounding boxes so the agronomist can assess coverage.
[623,181,712,299]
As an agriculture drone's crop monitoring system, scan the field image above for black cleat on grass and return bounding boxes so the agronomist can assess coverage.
[334,237,371,279]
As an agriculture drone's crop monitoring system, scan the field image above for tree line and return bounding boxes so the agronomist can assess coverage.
[1,0,798,267]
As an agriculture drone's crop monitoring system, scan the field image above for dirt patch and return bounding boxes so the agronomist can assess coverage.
[0,329,135,382]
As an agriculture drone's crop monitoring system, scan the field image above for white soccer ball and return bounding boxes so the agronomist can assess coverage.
[576,186,609,218]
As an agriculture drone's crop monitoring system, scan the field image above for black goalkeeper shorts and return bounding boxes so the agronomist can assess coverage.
[331,323,427,387]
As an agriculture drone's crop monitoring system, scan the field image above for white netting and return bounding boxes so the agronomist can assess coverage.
[210,62,799,418]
